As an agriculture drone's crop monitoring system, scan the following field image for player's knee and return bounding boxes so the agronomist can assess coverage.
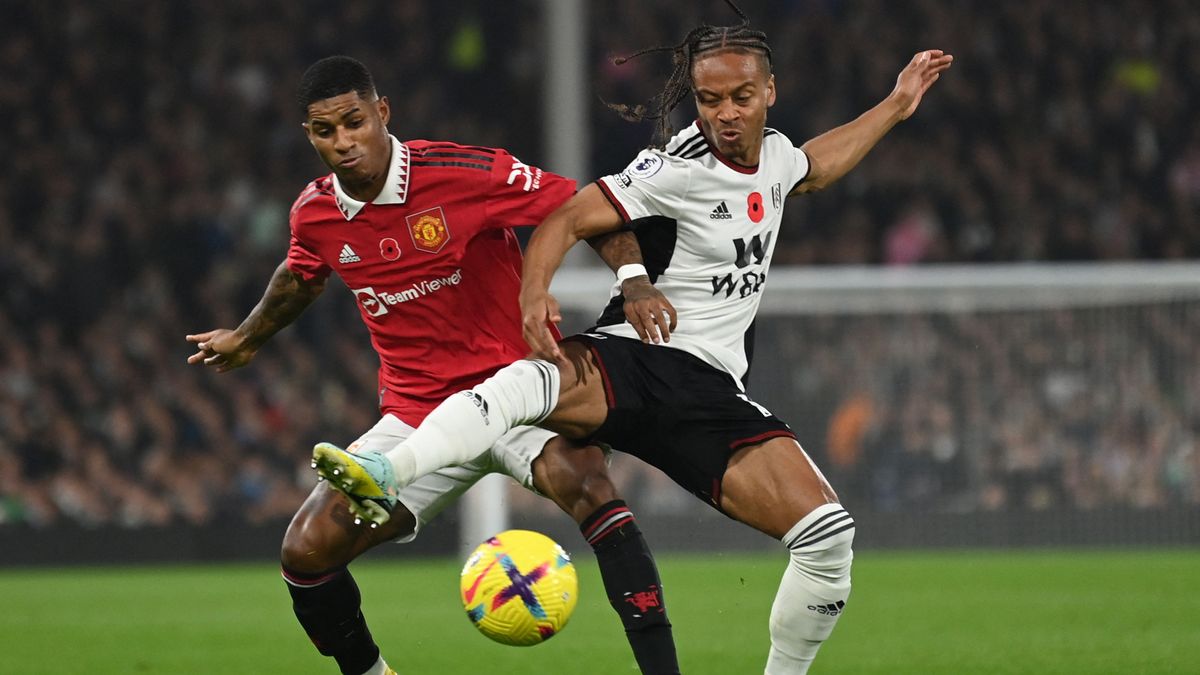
[768,506,854,655]
[280,490,365,572]
[281,509,345,573]
[536,442,618,523]
[785,504,855,593]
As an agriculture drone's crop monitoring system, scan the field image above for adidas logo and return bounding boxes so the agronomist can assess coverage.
[462,391,490,424]
[709,201,733,220]
[338,244,362,264]
[807,600,846,616]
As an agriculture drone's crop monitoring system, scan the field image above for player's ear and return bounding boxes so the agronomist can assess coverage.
[766,73,776,108]
[377,96,391,126]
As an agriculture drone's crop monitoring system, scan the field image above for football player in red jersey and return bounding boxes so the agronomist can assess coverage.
[186,56,680,675]
[320,2,952,672]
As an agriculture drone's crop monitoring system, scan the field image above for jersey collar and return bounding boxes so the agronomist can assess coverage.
[695,120,759,175]
[332,135,410,220]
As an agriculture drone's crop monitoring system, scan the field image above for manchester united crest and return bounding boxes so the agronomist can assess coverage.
[405,206,450,254]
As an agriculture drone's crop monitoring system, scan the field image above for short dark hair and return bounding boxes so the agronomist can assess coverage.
[607,0,772,147]
[297,56,376,116]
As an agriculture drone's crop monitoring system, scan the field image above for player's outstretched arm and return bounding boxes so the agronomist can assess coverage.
[185,261,326,373]
[521,183,625,361]
[793,49,953,195]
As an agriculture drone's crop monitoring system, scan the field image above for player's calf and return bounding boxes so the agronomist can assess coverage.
[766,503,855,675]
[533,441,680,674]
[281,485,413,675]
[282,564,383,675]
[582,499,680,675]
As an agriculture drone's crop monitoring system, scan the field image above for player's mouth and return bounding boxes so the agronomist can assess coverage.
[339,156,363,168]
[718,129,742,144]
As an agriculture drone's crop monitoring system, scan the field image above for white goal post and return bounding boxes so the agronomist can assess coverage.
[550,261,1200,314]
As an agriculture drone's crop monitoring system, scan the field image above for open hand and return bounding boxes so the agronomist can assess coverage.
[892,50,954,120]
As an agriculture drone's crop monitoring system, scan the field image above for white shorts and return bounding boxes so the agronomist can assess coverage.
[346,414,555,542]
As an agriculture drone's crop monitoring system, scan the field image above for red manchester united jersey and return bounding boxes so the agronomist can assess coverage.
[286,136,574,425]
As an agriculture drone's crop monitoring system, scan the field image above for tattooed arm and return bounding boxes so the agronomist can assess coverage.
[586,230,676,344]
[185,261,326,373]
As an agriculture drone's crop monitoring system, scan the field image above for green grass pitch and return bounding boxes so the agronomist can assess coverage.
[1,549,1196,673]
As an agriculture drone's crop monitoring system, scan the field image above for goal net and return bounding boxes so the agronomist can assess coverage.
[468,263,1200,551]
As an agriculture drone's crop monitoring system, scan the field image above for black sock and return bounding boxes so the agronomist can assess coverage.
[581,500,680,675]
[282,565,380,675]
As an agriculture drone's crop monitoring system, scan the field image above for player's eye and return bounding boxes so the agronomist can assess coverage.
[347,118,364,128]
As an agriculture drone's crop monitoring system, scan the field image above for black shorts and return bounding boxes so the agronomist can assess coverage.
[564,333,796,511]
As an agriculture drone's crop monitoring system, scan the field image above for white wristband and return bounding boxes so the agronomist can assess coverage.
[616,264,648,283]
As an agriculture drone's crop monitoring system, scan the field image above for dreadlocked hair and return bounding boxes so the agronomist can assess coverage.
[607,0,772,148]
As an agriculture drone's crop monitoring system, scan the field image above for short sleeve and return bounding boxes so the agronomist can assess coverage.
[594,149,690,223]
[484,149,578,228]
[789,145,812,192]
[285,207,331,282]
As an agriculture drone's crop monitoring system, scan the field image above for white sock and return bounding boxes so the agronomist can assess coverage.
[764,503,855,674]
[360,655,391,675]
[386,360,560,485]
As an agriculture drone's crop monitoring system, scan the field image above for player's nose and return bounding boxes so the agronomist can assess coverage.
[333,127,355,152]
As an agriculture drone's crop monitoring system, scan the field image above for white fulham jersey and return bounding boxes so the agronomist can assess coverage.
[594,121,811,387]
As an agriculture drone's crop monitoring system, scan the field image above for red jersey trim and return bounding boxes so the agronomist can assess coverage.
[595,179,632,224]
[695,120,759,175]
[729,429,796,451]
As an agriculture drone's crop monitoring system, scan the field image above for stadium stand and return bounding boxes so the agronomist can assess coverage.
[1,0,1197,529]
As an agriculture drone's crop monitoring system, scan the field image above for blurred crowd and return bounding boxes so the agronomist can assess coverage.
[0,1,540,527]
[594,0,1200,263]
[754,302,1200,513]
[2,1,1198,529]
[508,299,1200,521]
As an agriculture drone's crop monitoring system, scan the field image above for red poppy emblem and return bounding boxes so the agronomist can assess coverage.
[379,237,401,261]
[747,192,764,223]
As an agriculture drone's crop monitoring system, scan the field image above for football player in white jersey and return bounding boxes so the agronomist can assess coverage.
[315,3,953,673]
